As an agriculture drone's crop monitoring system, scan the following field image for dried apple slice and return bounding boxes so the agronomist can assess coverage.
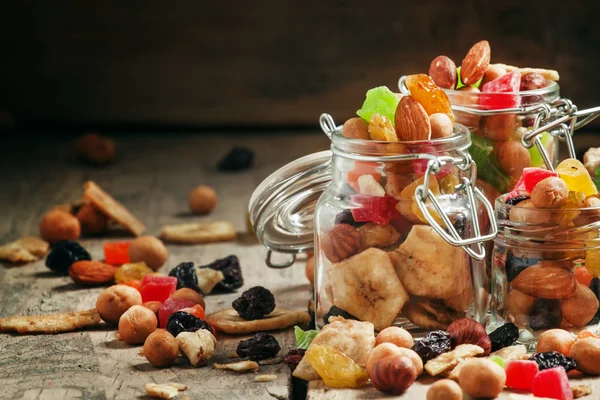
[0,309,101,334]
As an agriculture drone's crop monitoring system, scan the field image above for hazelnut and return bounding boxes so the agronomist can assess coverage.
[128,236,168,270]
[482,114,517,142]
[452,86,481,128]
[367,343,403,376]
[342,117,370,140]
[509,199,552,225]
[75,204,108,235]
[536,329,575,356]
[143,329,179,367]
[570,337,600,375]
[427,379,463,400]
[118,305,157,344]
[496,140,531,178]
[531,177,569,208]
[574,196,600,225]
[446,318,491,355]
[321,223,361,263]
[375,327,414,349]
[74,133,116,164]
[481,64,507,86]
[305,256,315,286]
[96,284,142,324]
[429,113,453,139]
[396,347,423,377]
[142,301,163,317]
[458,358,506,398]
[188,185,218,215]
[169,288,205,309]
[369,355,417,395]
[505,289,536,324]
[562,283,599,326]
[39,209,81,243]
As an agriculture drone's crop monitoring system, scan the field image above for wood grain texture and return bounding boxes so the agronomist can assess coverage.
[1,1,600,128]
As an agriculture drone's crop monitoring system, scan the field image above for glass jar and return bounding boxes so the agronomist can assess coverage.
[490,195,600,344]
[249,114,497,334]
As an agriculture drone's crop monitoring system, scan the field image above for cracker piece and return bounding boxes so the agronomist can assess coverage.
[0,309,101,334]
[83,181,145,236]
[206,308,310,335]
[254,374,277,382]
[572,384,592,398]
[161,221,236,244]
[424,344,484,376]
[0,236,49,263]
[214,360,259,372]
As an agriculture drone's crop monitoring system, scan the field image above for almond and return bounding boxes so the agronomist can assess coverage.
[394,96,431,141]
[429,55,457,89]
[69,260,116,285]
[511,264,577,299]
[460,40,491,86]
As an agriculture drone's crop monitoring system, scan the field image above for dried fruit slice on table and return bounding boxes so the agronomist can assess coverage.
[160,221,237,244]
[0,236,49,263]
[206,308,311,335]
[0,309,101,334]
[305,344,368,388]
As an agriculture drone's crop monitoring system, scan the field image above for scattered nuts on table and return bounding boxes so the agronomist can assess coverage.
[96,284,143,324]
[118,305,158,345]
[188,185,218,215]
[458,358,506,398]
[128,236,168,270]
[143,329,180,368]
[176,329,216,367]
[75,204,108,235]
[570,337,600,375]
[370,354,417,395]
[375,327,413,349]
[40,209,81,243]
[446,318,492,355]
[74,133,116,165]
[427,378,463,400]
[68,260,116,285]
[169,288,205,309]
[536,329,575,356]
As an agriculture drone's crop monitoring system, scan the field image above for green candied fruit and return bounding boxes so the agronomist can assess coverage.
[527,131,553,167]
[356,86,399,125]
[456,66,483,90]
[469,133,512,193]
[489,355,506,368]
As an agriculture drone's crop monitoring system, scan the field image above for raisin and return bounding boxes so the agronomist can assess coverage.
[45,240,91,275]
[217,146,254,172]
[200,255,243,292]
[284,348,306,372]
[334,209,365,228]
[530,351,577,372]
[521,116,536,128]
[166,311,213,338]
[168,262,200,293]
[506,195,530,206]
[232,286,276,320]
[323,306,358,324]
[412,331,452,363]
[530,299,562,331]
[236,332,281,361]
[489,323,519,352]
[505,252,540,282]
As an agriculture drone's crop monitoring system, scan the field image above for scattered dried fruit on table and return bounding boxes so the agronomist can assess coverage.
[39,209,81,243]
[447,318,491,355]
[394,95,432,141]
[118,305,158,344]
[217,146,254,172]
[144,382,187,399]
[489,322,519,352]
[569,337,600,375]
[429,55,457,89]
[425,344,484,376]
[0,308,101,334]
[458,358,506,399]
[160,221,236,244]
[342,117,370,140]
[536,329,575,356]
[200,255,244,292]
[412,331,452,363]
[176,329,216,367]
[104,241,131,265]
[140,275,178,303]
[258,357,283,365]
[84,181,146,236]
[532,367,572,400]
[96,284,142,324]
[169,288,205,308]
[195,268,225,294]
[489,344,527,362]
[166,311,213,338]
[179,305,206,321]
[74,133,116,165]
[254,374,277,382]
[572,383,593,399]
[188,185,218,215]
[305,344,368,388]
[214,360,259,372]
[284,349,306,372]
[375,327,413,349]
[370,354,416,394]
[427,378,462,400]
[505,360,539,390]
[143,329,179,368]
[69,260,116,285]
[321,223,362,263]
[460,40,491,86]
[207,307,311,335]
[159,298,195,328]
[128,236,168,270]
[237,332,281,361]
[232,286,276,320]
[530,351,577,372]
[511,264,577,299]
[75,204,108,235]
[0,236,48,263]
[115,262,154,285]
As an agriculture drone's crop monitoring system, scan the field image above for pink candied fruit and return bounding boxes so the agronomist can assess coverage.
[480,70,521,110]
[506,360,539,390]
[140,275,178,303]
[158,298,195,328]
[532,367,573,400]
[509,167,559,198]
[351,195,399,225]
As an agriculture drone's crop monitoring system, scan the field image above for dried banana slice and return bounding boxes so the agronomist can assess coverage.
[144,383,187,399]
[161,221,236,244]
[214,360,259,372]
[494,63,560,81]
[0,309,101,334]
[206,307,310,334]
[425,344,484,376]
[402,301,448,330]
[329,248,408,331]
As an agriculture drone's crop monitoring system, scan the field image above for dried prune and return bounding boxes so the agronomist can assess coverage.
[45,240,91,275]
[284,348,306,372]
[530,351,577,372]
[217,146,254,172]
[412,331,452,363]
[505,252,540,282]
[489,322,519,352]
[530,299,561,331]
[236,332,281,361]
[168,262,200,293]
[334,209,364,228]
[166,311,213,338]
[590,278,600,299]
[201,255,243,292]
[232,286,276,320]
[506,195,529,206]
[323,306,358,324]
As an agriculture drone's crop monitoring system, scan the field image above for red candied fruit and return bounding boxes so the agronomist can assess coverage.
[347,162,382,192]
[104,241,131,265]
[181,304,207,321]
[140,275,178,303]
[480,70,521,110]
[509,167,559,198]
[351,195,399,225]
[506,360,539,390]
[532,367,573,400]
[158,298,195,328]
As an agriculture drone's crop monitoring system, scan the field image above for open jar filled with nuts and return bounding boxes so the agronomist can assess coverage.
[250,110,497,334]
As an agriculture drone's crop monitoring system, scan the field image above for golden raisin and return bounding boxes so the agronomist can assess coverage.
[305,344,368,388]
[369,113,398,142]
[405,74,454,123]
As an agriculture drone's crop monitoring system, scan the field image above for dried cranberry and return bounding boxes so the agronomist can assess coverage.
[166,311,213,337]
[412,331,452,362]
[489,323,519,351]
[45,240,91,275]
[237,332,281,361]
[232,286,276,320]
[284,349,306,372]
[530,351,577,372]
[201,255,243,292]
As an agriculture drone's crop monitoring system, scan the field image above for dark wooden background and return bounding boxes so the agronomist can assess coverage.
[1,1,600,130]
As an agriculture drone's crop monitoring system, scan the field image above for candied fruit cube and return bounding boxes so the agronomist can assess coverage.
[347,161,382,192]
[351,195,399,226]
[506,360,539,390]
[304,344,368,388]
[123,279,142,291]
[480,70,521,110]
[115,262,153,284]
[104,241,131,265]
[556,159,598,197]
[159,298,195,328]
[356,86,399,125]
[140,275,178,303]
[509,167,559,198]
[404,74,454,122]
[532,367,573,400]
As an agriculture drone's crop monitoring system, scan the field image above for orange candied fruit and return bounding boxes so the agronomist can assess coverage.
[104,241,131,265]
[122,279,142,291]
[405,74,454,123]
[574,265,593,287]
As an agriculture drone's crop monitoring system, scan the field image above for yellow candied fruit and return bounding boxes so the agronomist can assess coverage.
[114,262,153,284]
[304,345,368,388]
[556,159,598,197]
[585,248,600,277]
[553,191,586,227]
[405,74,454,122]
[368,113,398,142]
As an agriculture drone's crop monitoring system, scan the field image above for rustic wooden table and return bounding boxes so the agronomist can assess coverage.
[1,132,599,400]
